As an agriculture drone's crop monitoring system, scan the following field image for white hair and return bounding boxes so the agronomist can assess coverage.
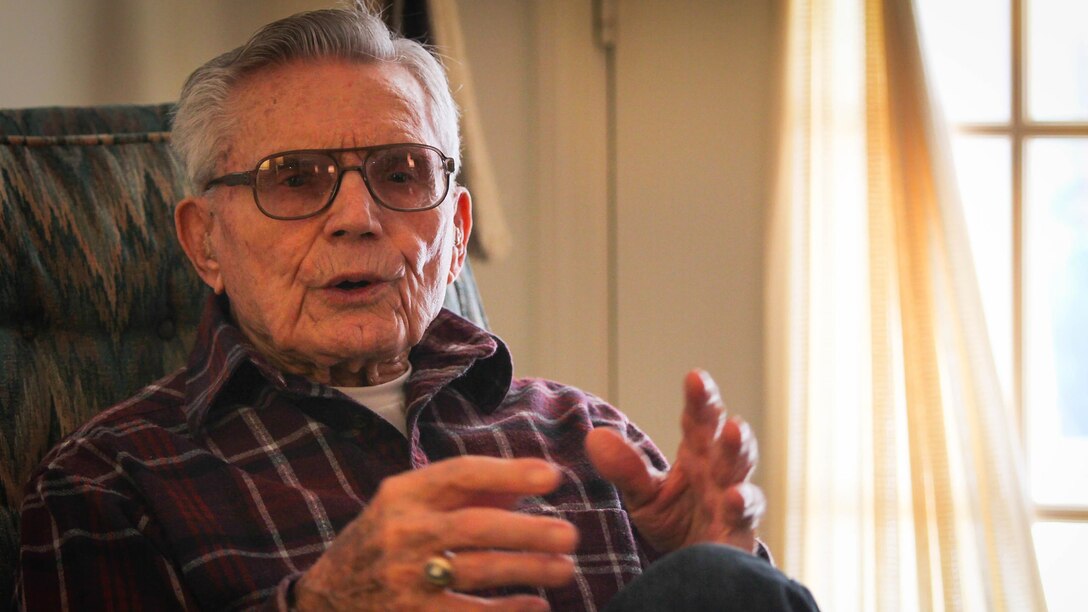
[171,5,461,191]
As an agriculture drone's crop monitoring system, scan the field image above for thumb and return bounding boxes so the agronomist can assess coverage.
[585,428,661,509]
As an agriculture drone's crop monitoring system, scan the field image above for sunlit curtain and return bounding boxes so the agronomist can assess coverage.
[764,0,1047,609]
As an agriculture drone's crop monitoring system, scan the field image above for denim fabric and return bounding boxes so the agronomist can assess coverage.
[605,543,821,612]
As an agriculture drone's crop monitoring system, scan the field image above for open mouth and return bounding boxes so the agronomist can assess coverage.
[334,279,372,290]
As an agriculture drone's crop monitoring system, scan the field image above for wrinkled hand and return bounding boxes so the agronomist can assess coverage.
[295,456,578,611]
[586,369,765,554]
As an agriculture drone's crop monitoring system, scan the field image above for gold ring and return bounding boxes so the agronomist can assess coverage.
[423,554,455,589]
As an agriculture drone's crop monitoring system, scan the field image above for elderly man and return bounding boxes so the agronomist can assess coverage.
[17,6,817,611]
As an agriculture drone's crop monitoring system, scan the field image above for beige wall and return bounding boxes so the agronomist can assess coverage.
[0,1,330,108]
[1,0,780,464]
[456,0,542,379]
[613,0,777,459]
[461,0,779,460]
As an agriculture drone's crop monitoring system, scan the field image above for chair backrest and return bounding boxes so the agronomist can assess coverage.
[0,104,488,605]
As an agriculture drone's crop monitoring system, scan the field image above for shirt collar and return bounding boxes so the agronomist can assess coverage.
[182,294,512,434]
[407,307,512,415]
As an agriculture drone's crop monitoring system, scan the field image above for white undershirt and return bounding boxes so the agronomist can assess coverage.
[334,366,412,437]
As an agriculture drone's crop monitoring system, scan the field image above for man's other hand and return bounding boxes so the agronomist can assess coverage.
[295,456,577,611]
[585,369,765,555]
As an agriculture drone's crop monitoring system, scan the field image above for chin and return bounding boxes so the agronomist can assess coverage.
[320,319,409,360]
[310,299,435,355]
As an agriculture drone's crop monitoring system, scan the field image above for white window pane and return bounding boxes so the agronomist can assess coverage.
[1027,0,1088,122]
[916,0,1010,123]
[950,135,1014,407]
[1025,137,1088,506]
[1033,522,1088,611]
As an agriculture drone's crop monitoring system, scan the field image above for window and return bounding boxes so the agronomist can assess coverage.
[916,0,1088,609]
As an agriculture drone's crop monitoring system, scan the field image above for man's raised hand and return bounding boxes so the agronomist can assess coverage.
[585,369,765,555]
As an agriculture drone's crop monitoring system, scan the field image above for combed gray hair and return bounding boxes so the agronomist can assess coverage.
[171,5,461,192]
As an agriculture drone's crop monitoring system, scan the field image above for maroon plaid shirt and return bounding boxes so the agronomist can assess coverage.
[17,296,667,611]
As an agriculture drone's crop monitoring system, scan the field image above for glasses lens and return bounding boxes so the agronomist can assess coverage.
[366,145,447,210]
[254,153,337,219]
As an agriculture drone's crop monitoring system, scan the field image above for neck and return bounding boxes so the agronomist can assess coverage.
[264,345,411,386]
[235,315,412,387]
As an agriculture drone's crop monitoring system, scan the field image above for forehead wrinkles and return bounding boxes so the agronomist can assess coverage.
[222,61,439,170]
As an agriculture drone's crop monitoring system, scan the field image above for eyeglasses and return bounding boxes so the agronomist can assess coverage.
[204,143,456,220]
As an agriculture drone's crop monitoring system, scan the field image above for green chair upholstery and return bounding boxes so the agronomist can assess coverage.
[0,104,488,606]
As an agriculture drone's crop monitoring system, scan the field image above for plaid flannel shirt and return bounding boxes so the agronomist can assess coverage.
[17,295,668,611]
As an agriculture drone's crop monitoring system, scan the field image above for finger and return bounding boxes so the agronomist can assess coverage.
[724,482,766,531]
[585,428,662,509]
[680,369,727,456]
[704,482,764,553]
[442,508,578,553]
[380,457,562,510]
[711,417,759,486]
[445,550,575,592]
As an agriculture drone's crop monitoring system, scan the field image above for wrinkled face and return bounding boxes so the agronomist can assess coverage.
[180,59,470,383]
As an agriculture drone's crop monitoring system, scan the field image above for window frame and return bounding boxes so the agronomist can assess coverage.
[948,0,1088,523]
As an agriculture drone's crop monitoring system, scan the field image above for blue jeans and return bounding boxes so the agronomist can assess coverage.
[604,544,820,611]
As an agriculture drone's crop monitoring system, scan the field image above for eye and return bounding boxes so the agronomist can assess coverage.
[263,156,330,189]
[385,169,416,184]
[373,151,433,186]
[281,172,314,188]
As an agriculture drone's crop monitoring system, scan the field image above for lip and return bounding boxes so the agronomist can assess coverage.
[323,271,387,288]
[319,272,400,306]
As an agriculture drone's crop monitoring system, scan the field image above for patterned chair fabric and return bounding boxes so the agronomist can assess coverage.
[0,104,488,605]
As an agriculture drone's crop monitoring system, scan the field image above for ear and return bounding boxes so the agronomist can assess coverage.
[175,196,225,294]
[446,187,473,285]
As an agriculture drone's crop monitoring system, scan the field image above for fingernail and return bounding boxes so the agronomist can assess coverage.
[547,555,575,579]
[737,419,752,441]
[528,465,556,487]
[697,370,722,403]
[549,522,577,548]
[696,369,714,389]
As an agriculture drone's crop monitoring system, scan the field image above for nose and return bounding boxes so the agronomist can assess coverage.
[324,166,382,238]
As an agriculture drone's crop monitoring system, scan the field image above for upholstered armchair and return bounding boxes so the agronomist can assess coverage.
[0,104,488,606]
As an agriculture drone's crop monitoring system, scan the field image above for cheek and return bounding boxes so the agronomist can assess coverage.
[216,219,313,318]
[396,229,454,324]
[222,235,283,287]
[403,228,452,294]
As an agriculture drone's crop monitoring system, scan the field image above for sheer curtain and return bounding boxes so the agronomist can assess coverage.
[764,0,1046,609]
